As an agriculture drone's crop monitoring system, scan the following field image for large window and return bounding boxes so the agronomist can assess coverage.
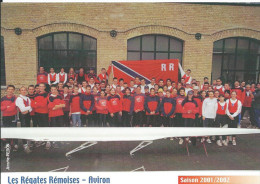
[212,37,260,83]
[38,32,97,72]
[127,35,183,64]
[1,36,6,86]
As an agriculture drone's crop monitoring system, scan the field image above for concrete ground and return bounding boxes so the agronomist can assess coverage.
[1,118,260,172]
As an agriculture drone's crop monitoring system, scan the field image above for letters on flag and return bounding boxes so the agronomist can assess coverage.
[109,59,179,84]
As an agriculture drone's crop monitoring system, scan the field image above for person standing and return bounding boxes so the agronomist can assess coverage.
[69,86,82,127]
[97,68,109,85]
[15,86,33,153]
[226,91,242,146]
[121,87,134,127]
[145,88,160,127]
[178,63,192,84]
[132,86,146,127]
[27,85,38,127]
[58,68,68,84]
[62,85,71,127]
[202,91,218,143]
[37,67,48,85]
[252,83,260,128]
[107,88,122,127]
[161,90,176,127]
[48,68,58,85]
[95,90,109,127]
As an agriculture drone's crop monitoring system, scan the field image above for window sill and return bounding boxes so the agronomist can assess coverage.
[1,86,7,89]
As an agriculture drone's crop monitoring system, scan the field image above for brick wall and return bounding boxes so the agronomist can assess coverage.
[1,3,260,95]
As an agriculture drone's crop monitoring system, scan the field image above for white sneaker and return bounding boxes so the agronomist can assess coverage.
[222,140,228,146]
[45,141,51,150]
[206,139,212,144]
[23,144,32,154]
[232,140,236,146]
[216,140,222,147]
[179,138,184,145]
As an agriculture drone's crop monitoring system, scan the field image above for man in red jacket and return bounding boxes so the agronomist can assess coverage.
[1,85,18,150]
[37,67,48,85]
[232,81,245,104]
[132,86,146,127]
[48,85,65,127]
[62,85,71,127]
[27,85,38,127]
[107,88,122,127]
[32,83,49,127]
[241,84,256,127]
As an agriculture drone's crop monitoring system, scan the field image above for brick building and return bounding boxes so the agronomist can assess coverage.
[1,3,260,92]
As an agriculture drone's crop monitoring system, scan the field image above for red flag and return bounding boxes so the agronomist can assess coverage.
[111,59,179,84]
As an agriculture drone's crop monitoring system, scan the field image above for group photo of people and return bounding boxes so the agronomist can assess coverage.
[1,64,260,153]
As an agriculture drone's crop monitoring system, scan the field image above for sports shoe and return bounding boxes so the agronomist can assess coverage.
[13,144,18,152]
[179,138,184,145]
[206,139,212,144]
[170,137,174,141]
[216,140,222,147]
[23,144,32,154]
[45,141,51,150]
[232,139,236,146]
[212,136,216,141]
[222,140,228,146]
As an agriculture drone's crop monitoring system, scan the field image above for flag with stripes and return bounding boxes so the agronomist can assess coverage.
[109,59,179,84]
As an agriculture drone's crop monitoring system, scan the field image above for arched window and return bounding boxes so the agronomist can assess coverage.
[38,32,97,72]
[1,36,6,86]
[212,37,260,83]
[127,35,183,64]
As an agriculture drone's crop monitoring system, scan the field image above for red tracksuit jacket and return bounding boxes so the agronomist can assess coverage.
[92,93,100,111]
[122,94,134,114]
[69,94,81,113]
[61,93,70,112]
[37,72,48,84]
[27,94,36,116]
[32,92,49,114]
[243,90,253,107]
[193,95,202,116]
[175,95,186,114]
[48,95,65,117]
[144,95,160,115]
[161,97,176,118]
[1,95,17,117]
[232,87,245,104]
[181,99,199,119]
[107,94,122,113]
[133,93,145,111]
[80,93,95,115]
[95,97,109,114]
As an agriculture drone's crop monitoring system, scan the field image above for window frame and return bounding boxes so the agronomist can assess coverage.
[127,34,183,64]
[37,32,97,73]
[212,37,260,83]
[1,36,6,87]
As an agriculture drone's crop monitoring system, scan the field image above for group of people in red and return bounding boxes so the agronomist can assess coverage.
[1,65,260,153]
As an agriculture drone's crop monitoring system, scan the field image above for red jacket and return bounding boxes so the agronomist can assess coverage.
[243,90,253,107]
[32,92,49,114]
[95,97,109,114]
[69,94,81,113]
[217,102,227,115]
[1,95,17,117]
[122,94,134,114]
[181,99,199,119]
[27,94,36,116]
[80,93,95,115]
[175,95,185,114]
[92,93,100,111]
[193,95,202,116]
[107,94,122,113]
[61,93,70,112]
[232,87,245,104]
[133,93,145,111]
[144,95,160,115]
[97,73,109,84]
[37,72,48,84]
[48,95,65,117]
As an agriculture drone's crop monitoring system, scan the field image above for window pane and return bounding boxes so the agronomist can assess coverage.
[128,37,140,51]
[170,53,182,63]
[39,50,53,68]
[156,36,168,51]
[52,51,67,67]
[212,54,222,80]
[170,38,182,52]
[54,33,67,49]
[245,55,259,71]
[142,35,154,51]
[250,40,260,54]
[235,71,244,82]
[39,35,52,49]
[213,40,223,53]
[223,54,235,70]
[222,70,235,83]
[237,39,249,54]
[128,52,140,60]
[142,52,154,60]
[83,36,96,50]
[1,36,6,86]
[224,38,236,53]
[236,54,246,70]
[69,33,82,50]
[156,53,168,59]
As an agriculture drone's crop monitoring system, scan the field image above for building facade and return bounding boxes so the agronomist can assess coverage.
[1,3,260,91]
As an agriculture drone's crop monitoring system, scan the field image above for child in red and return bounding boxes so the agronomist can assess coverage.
[70,86,82,127]
[95,90,109,127]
